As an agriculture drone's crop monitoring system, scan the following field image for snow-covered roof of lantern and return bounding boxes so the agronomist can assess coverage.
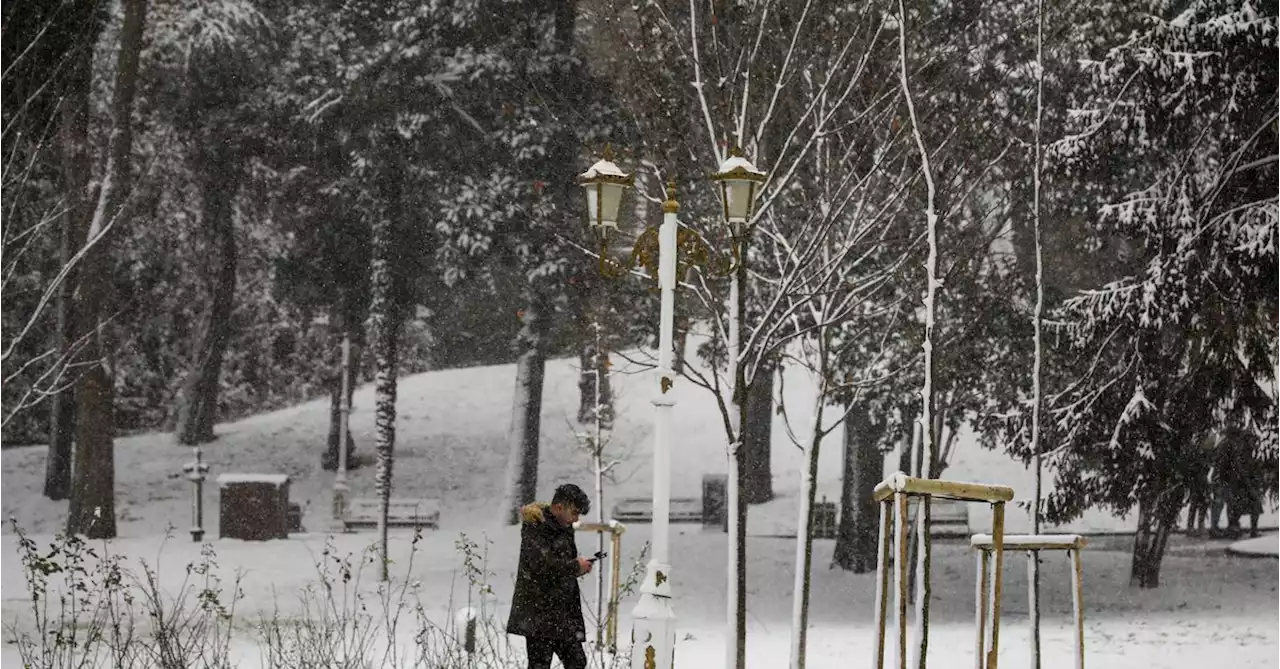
[713,147,766,182]
[579,146,633,185]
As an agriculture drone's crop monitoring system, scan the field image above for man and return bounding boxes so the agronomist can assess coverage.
[507,483,594,669]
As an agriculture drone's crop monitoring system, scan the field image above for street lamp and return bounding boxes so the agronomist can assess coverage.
[577,146,767,669]
[710,146,766,669]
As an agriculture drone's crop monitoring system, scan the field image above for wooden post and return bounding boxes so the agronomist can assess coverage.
[610,529,623,652]
[873,499,892,669]
[975,549,989,669]
[1027,549,1039,669]
[1071,547,1085,669]
[988,502,1006,669]
[895,492,910,669]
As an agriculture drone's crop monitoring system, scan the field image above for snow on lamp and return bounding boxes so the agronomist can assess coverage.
[711,146,767,236]
[579,145,633,238]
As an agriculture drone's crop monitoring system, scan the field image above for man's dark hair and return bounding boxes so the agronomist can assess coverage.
[552,483,590,514]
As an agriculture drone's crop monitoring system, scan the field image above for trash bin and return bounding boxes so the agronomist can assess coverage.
[703,474,728,531]
[217,474,291,541]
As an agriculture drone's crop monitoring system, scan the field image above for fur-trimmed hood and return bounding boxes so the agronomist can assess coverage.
[520,502,548,525]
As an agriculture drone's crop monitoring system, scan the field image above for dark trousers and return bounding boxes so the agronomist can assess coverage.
[525,636,586,669]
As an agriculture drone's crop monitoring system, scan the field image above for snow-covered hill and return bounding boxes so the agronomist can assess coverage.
[3,334,1274,537]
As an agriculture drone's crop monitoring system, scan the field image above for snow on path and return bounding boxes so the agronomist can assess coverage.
[1229,532,1280,557]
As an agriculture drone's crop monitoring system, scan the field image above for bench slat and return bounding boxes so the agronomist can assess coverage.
[343,497,440,530]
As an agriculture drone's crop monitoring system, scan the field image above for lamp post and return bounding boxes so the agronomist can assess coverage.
[182,446,210,542]
[710,147,767,669]
[578,146,766,669]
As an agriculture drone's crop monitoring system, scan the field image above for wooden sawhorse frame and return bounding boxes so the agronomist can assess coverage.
[574,520,626,652]
[971,534,1086,669]
[872,472,1015,669]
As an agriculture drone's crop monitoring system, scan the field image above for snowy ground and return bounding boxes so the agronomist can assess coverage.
[1230,532,1280,558]
[3,339,1277,666]
[2,526,1276,668]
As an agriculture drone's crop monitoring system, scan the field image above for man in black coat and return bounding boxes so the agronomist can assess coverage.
[507,484,593,669]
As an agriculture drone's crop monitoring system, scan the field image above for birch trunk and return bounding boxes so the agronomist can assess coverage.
[370,204,402,582]
[897,1,940,663]
[65,0,148,539]
[45,5,101,500]
[788,370,826,669]
[1028,0,1047,663]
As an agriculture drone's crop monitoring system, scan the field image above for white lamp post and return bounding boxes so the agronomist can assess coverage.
[580,152,680,669]
[578,146,766,669]
[710,146,766,669]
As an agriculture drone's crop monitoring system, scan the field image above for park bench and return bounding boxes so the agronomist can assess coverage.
[343,497,441,531]
[899,496,970,537]
[611,496,703,523]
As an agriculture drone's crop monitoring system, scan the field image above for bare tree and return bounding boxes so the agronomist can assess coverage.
[894,0,941,664]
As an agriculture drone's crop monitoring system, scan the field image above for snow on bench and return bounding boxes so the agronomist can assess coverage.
[611,497,703,523]
[216,473,290,486]
[343,497,440,531]
[970,533,1086,551]
[903,498,971,537]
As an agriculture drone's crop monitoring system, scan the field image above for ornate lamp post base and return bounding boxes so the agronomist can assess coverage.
[630,559,676,669]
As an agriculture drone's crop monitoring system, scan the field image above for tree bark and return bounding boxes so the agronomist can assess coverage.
[832,401,884,572]
[741,356,776,504]
[500,286,549,524]
[788,378,826,669]
[370,200,403,581]
[174,167,238,445]
[576,288,613,429]
[44,5,101,500]
[66,0,148,539]
[1129,489,1184,588]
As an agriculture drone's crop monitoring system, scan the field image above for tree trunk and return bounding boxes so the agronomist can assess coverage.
[44,6,100,500]
[577,289,613,429]
[788,390,826,669]
[174,168,238,445]
[66,0,148,539]
[370,205,403,582]
[741,357,776,504]
[1129,489,1184,588]
[832,401,884,572]
[500,286,549,524]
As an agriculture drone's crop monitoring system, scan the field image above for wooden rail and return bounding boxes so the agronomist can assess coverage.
[870,472,1013,669]
[972,534,1087,669]
[873,472,1015,503]
[574,520,627,652]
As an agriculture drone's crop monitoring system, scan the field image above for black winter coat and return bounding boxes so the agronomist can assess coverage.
[506,503,586,641]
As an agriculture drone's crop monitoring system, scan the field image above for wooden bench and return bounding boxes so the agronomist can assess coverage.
[343,497,440,531]
[903,497,970,537]
[611,497,703,523]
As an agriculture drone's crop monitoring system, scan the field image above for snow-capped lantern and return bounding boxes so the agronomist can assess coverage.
[579,145,633,236]
[711,146,767,235]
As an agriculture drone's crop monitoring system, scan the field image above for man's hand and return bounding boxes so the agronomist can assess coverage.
[577,557,594,576]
